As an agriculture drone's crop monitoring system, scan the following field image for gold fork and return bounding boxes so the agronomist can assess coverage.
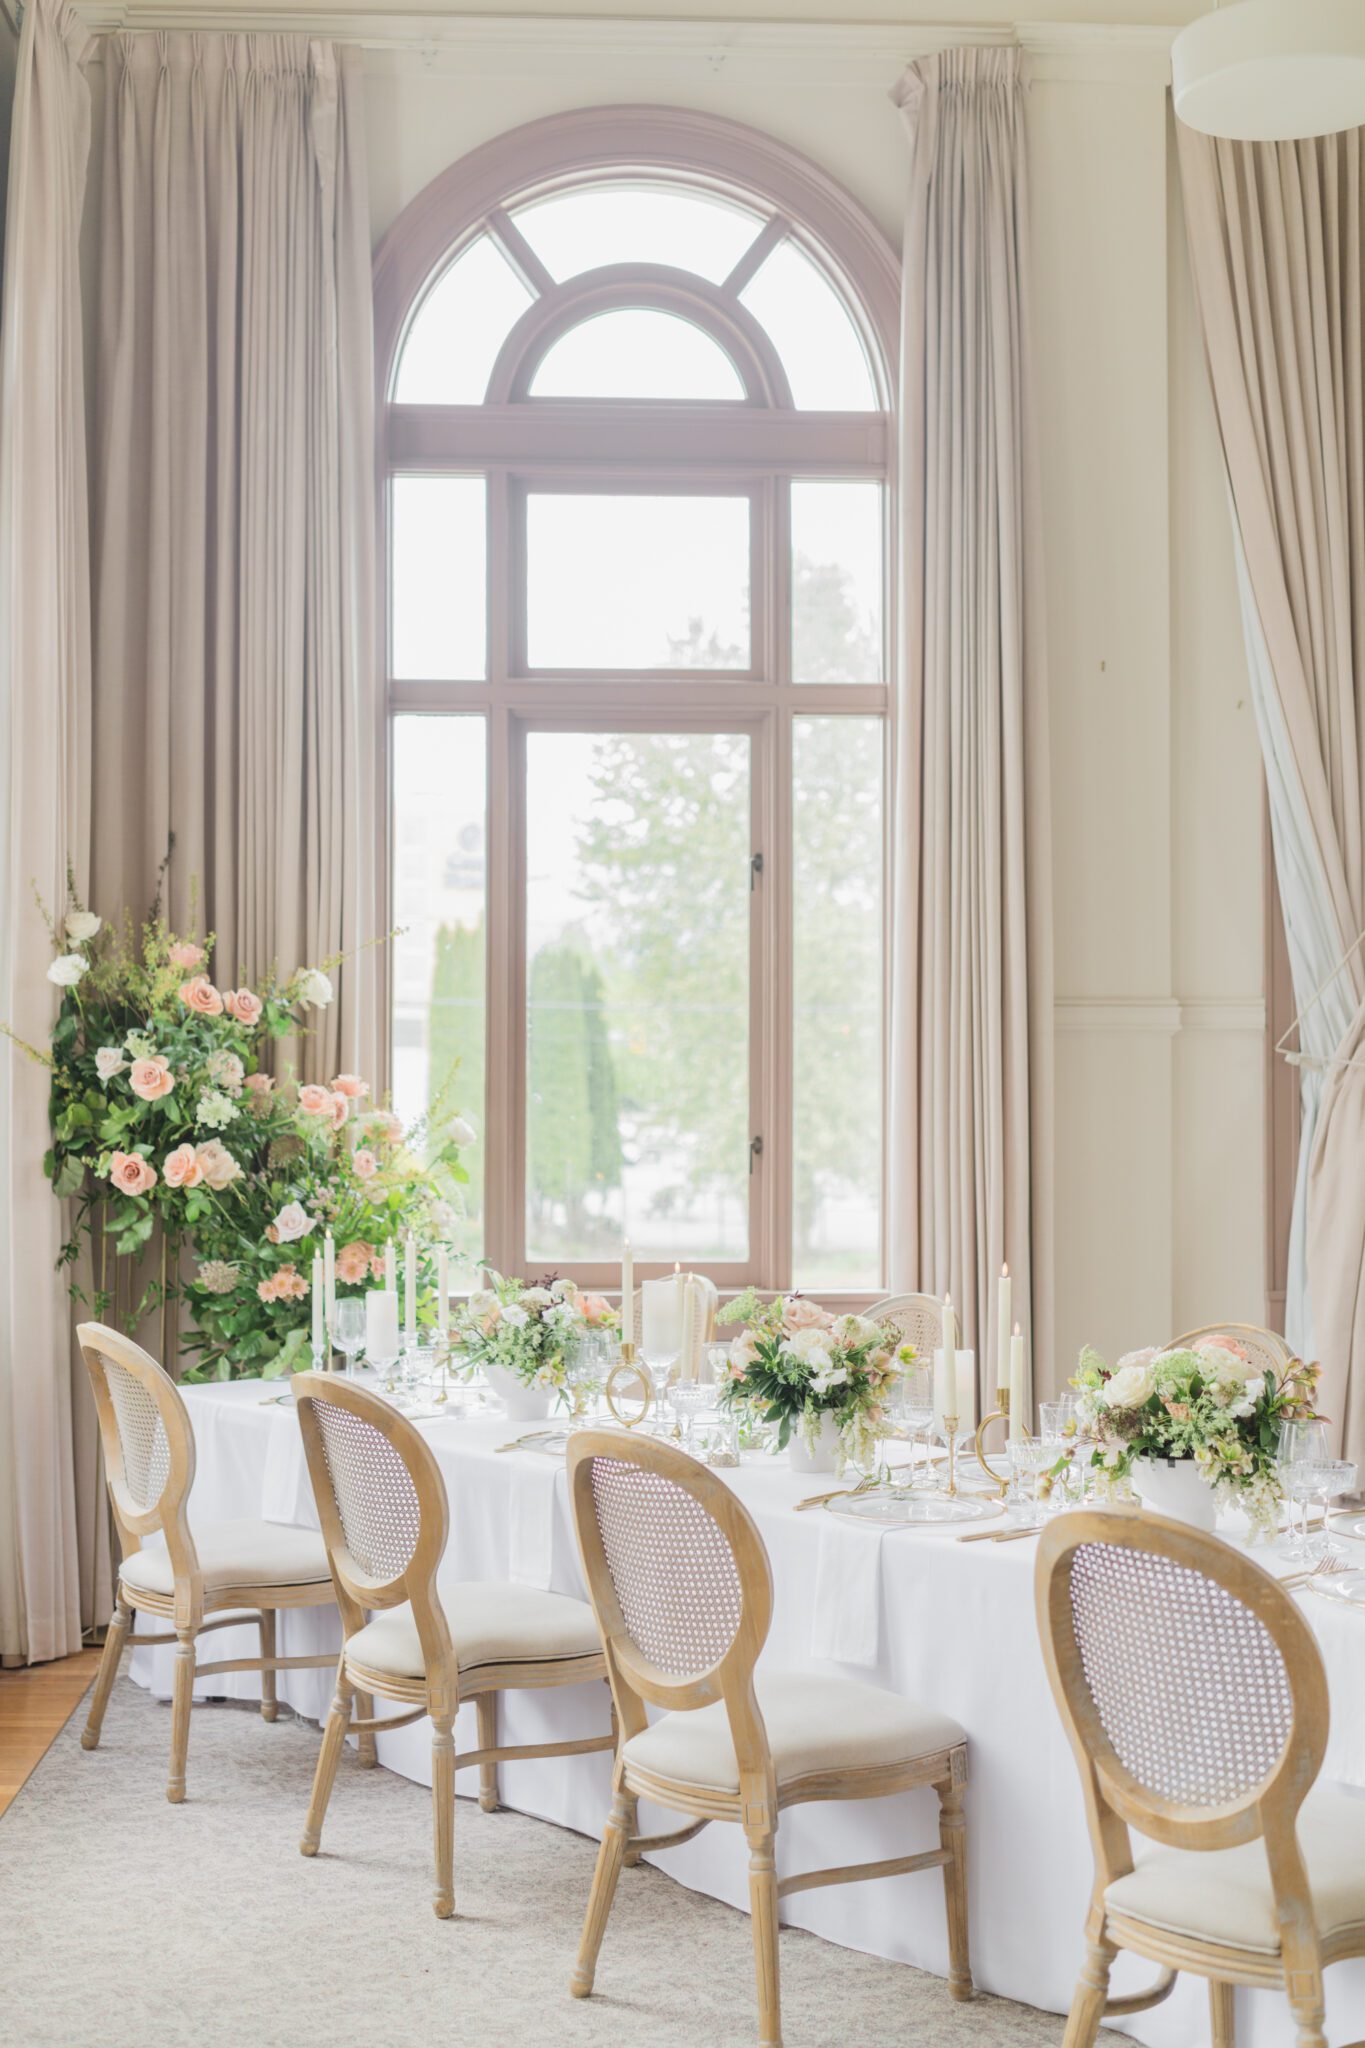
[1281,1553,1350,1591]
[794,1474,882,1513]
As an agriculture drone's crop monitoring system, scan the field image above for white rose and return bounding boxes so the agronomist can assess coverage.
[65,911,102,944]
[467,1289,498,1318]
[783,1327,834,1371]
[502,1303,529,1328]
[270,1201,315,1244]
[811,1362,850,1395]
[549,1277,578,1300]
[47,954,87,987]
[520,1286,552,1308]
[448,1115,477,1147]
[295,968,334,1008]
[1100,1361,1155,1410]
[95,1046,126,1083]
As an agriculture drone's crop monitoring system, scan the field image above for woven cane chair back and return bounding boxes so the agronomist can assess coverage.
[1037,1510,1328,1855]
[867,1292,944,1361]
[78,1323,195,1551]
[1170,1323,1294,1380]
[568,1429,772,1720]
[296,1375,450,1647]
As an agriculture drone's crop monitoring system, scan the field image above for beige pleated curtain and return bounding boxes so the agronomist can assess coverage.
[890,49,1054,1413]
[0,0,91,1664]
[1179,125,1365,1466]
[90,33,381,1082]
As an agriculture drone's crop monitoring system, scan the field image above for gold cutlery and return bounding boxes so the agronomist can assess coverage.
[495,1429,567,1454]
[794,1475,881,1512]
[1281,1554,1350,1591]
[956,1523,1038,1544]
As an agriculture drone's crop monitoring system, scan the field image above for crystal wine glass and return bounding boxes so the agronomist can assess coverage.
[1277,1419,1331,1555]
[890,1363,935,1493]
[1306,1460,1359,1561]
[331,1298,366,1378]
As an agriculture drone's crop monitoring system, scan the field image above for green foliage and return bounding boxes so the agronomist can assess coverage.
[527,939,620,1246]
[429,917,485,1257]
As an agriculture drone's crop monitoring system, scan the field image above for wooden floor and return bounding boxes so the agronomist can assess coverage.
[0,1648,102,1817]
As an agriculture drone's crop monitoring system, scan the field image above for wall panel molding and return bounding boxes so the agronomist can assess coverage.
[1055,997,1264,1036]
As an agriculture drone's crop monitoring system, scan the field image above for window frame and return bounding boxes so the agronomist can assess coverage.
[375,108,901,1301]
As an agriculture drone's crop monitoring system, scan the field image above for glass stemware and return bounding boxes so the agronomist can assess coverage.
[1306,1460,1359,1561]
[331,1298,366,1378]
[1007,1439,1055,1526]
[889,1363,935,1493]
[639,1346,680,1437]
[1277,1419,1332,1556]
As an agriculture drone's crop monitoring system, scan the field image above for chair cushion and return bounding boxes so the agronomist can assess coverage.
[345,1581,603,1681]
[1104,1785,1365,1954]
[119,1519,332,1596]
[622,1671,965,1796]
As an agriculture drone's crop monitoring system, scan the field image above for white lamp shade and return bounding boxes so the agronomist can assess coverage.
[1173,0,1365,141]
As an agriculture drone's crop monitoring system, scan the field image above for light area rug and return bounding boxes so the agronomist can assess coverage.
[0,1682,1098,2048]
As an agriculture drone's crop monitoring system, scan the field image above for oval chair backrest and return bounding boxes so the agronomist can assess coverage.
[1036,1510,1327,1861]
[1170,1323,1294,1380]
[567,1429,773,1738]
[77,1322,196,1568]
[294,1375,451,1668]
[867,1292,944,1361]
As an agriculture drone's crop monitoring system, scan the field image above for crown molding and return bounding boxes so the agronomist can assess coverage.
[72,10,1175,83]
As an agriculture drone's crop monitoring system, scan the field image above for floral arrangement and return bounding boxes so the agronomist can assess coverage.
[19,880,474,1381]
[455,1271,616,1398]
[715,1290,906,1468]
[1068,1338,1321,1534]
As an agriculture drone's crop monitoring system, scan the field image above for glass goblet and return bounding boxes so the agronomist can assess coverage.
[1306,1460,1359,1561]
[640,1348,680,1437]
[1277,1420,1331,1553]
[1007,1439,1054,1526]
[331,1298,366,1378]
[890,1364,935,1493]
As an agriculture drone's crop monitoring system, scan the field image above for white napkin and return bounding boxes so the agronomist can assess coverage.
[811,1515,883,1668]
[508,1460,556,1587]
[261,1406,315,1527]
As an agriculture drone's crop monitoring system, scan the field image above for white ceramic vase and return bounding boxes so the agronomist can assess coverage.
[1131,1455,1219,1533]
[485,1362,552,1423]
[788,1412,842,1475]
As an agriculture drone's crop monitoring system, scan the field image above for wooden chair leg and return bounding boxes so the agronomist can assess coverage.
[747,1831,783,2048]
[571,1788,631,1998]
[1209,1978,1236,2047]
[301,1665,354,1856]
[258,1609,277,1723]
[354,1689,377,1768]
[432,1714,456,1919]
[621,1790,643,1867]
[167,1626,196,1804]
[1063,1938,1116,2048]
[81,1595,131,1751]
[477,1692,499,1812]
[937,1782,973,2001]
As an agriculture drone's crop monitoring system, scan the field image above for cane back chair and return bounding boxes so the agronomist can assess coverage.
[566,1429,972,2048]
[867,1292,945,1360]
[294,1373,614,1917]
[1036,1509,1365,2048]
[78,1323,340,1802]
[1170,1324,1296,1378]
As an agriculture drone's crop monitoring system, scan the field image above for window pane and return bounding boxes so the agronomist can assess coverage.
[514,182,762,284]
[791,480,883,682]
[530,308,745,402]
[394,234,534,404]
[740,240,876,411]
[792,717,882,1288]
[526,731,751,1264]
[526,495,750,670]
[391,476,486,680]
[391,716,487,1268]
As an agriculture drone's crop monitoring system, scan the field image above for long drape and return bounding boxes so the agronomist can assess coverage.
[0,0,91,1664]
[1178,124,1365,1463]
[889,49,1053,1415]
[90,33,380,1082]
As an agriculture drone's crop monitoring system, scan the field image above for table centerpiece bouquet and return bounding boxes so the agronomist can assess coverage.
[455,1270,617,1419]
[714,1289,907,1471]
[16,878,475,1381]
[1066,1338,1321,1535]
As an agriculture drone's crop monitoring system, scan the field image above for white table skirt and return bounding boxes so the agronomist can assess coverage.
[127,1381,1365,2046]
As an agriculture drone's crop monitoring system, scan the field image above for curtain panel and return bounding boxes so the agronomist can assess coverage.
[1178,123,1365,1462]
[90,32,381,1082]
[0,0,91,1663]
[889,48,1054,1413]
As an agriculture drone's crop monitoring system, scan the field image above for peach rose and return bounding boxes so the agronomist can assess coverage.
[128,1056,176,1102]
[327,1092,351,1131]
[258,1266,308,1304]
[581,1294,613,1326]
[1200,1333,1251,1363]
[168,942,205,970]
[351,1148,378,1180]
[331,1073,369,1100]
[108,1150,157,1196]
[179,975,224,1017]
[336,1240,375,1285]
[223,987,263,1027]
[162,1142,203,1190]
[194,1140,240,1191]
[782,1294,833,1335]
[298,1083,334,1117]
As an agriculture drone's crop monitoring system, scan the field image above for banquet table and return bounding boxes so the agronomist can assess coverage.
[128,1379,1365,2046]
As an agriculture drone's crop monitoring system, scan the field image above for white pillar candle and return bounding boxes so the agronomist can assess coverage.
[437,1244,450,1340]
[680,1274,696,1382]
[384,1239,397,1291]
[642,1276,684,1358]
[311,1254,324,1355]
[997,1263,1012,1396]
[1009,1322,1028,1442]
[933,1349,977,1437]
[404,1231,417,1344]
[621,1239,634,1348]
[366,1288,400,1364]
[323,1229,336,1332]
[935,1296,956,1421]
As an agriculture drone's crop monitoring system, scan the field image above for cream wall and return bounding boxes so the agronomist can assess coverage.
[357,17,1265,1387]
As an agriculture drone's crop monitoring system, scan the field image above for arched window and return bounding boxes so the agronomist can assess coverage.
[376,108,898,1298]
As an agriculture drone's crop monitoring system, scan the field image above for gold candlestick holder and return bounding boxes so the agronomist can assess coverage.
[973,1388,1013,1500]
[605,1339,651,1429]
[941,1413,960,1497]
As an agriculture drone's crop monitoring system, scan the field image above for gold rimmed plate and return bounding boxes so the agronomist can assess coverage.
[1302,1567,1365,1610]
[826,1491,1004,1528]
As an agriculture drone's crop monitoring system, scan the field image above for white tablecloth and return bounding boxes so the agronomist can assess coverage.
[128,1381,1365,2045]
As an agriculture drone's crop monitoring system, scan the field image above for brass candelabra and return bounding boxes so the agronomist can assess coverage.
[972,1388,1013,1500]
